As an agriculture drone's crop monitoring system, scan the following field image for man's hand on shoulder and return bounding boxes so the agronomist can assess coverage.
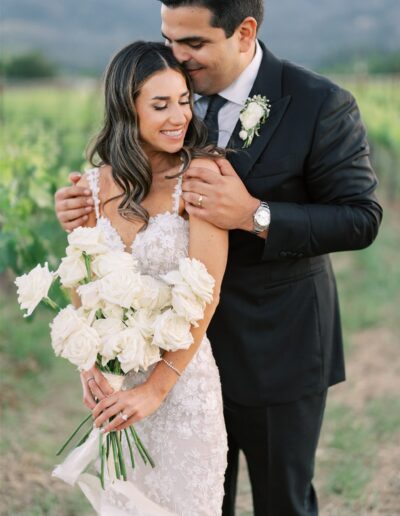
[55,172,94,232]
[182,158,260,232]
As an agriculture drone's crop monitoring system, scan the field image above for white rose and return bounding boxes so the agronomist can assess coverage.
[160,269,182,286]
[15,262,56,317]
[171,282,205,326]
[67,226,109,255]
[93,317,125,339]
[115,328,147,373]
[153,309,193,352]
[99,270,142,308]
[240,102,265,130]
[91,250,138,278]
[239,130,248,140]
[142,344,161,370]
[61,324,100,371]
[135,275,171,311]
[179,258,215,304]
[77,281,102,310]
[102,303,125,320]
[93,318,126,365]
[125,309,156,339]
[57,252,87,288]
[50,305,85,355]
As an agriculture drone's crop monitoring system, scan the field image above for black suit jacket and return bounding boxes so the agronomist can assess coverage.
[207,42,383,406]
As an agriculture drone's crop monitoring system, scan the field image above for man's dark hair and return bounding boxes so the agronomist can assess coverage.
[159,0,264,37]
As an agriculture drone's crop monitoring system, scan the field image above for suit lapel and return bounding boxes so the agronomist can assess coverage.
[227,43,291,180]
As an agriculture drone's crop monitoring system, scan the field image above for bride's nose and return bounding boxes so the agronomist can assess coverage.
[168,104,187,125]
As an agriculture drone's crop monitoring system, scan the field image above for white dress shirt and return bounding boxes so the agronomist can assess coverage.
[194,40,263,148]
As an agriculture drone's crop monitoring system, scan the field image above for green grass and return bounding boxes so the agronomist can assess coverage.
[332,201,400,333]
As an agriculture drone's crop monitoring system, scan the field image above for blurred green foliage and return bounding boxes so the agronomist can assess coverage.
[0,85,102,273]
[0,52,58,79]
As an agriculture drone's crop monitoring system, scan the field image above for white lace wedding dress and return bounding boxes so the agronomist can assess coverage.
[78,168,228,515]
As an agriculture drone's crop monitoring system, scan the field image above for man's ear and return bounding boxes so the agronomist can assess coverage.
[237,17,258,53]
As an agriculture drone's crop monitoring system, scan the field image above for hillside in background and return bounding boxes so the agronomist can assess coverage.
[1,0,399,73]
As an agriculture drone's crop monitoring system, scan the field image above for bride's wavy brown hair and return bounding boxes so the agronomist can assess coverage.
[88,41,223,226]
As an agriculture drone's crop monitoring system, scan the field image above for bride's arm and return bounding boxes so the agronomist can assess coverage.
[93,160,228,432]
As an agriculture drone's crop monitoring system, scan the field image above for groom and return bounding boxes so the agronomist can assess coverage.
[55,1,383,514]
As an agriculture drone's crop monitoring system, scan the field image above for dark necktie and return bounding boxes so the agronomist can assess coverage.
[203,94,228,145]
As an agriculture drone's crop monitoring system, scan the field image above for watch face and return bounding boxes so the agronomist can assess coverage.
[255,209,270,227]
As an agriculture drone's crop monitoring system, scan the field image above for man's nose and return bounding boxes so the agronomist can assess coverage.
[170,43,191,64]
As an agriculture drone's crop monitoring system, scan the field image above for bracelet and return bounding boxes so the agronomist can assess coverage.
[161,358,182,377]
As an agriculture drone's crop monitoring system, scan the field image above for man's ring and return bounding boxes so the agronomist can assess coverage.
[197,195,203,208]
[87,377,95,384]
[120,413,129,422]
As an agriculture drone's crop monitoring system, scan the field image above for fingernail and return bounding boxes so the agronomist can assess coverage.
[85,207,92,212]
[87,199,93,205]
[100,428,105,433]
[83,215,88,221]
[84,189,91,195]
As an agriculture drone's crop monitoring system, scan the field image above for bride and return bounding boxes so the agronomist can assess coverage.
[63,41,228,515]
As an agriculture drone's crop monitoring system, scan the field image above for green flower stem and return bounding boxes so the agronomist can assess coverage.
[99,433,105,490]
[130,427,147,465]
[76,427,93,447]
[106,432,110,458]
[116,431,127,481]
[43,297,60,311]
[124,429,135,469]
[83,252,92,282]
[131,426,155,468]
[56,413,93,456]
[110,432,121,479]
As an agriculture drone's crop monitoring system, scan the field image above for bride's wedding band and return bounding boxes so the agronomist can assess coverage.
[120,413,129,422]
[87,377,95,384]
[197,195,203,208]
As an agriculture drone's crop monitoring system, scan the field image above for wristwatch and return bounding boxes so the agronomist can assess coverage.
[253,201,271,234]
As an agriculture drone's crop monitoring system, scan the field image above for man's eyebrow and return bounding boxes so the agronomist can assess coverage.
[151,91,190,100]
[161,33,210,44]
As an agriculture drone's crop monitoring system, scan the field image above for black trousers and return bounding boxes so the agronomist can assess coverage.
[222,390,327,516]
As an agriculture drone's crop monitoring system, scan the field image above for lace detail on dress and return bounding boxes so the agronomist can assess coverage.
[86,168,101,219]
[80,167,227,515]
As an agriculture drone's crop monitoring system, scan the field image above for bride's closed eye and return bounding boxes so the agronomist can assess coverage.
[153,101,190,111]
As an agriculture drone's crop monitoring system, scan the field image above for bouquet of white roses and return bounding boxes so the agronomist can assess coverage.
[15,226,215,488]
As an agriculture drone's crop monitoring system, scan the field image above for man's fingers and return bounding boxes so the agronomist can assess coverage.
[182,191,208,208]
[69,172,82,184]
[58,207,92,223]
[64,217,88,232]
[184,202,209,220]
[56,195,93,212]
[55,185,92,202]
[215,158,238,176]
[181,179,212,196]
[184,166,220,184]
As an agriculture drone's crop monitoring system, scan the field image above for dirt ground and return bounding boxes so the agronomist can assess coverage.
[236,327,400,515]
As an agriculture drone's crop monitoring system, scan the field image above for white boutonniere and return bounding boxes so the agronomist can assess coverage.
[239,95,271,148]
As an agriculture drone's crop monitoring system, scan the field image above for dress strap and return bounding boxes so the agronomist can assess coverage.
[86,168,100,220]
[172,159,185,215]
[172,174,184,215]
